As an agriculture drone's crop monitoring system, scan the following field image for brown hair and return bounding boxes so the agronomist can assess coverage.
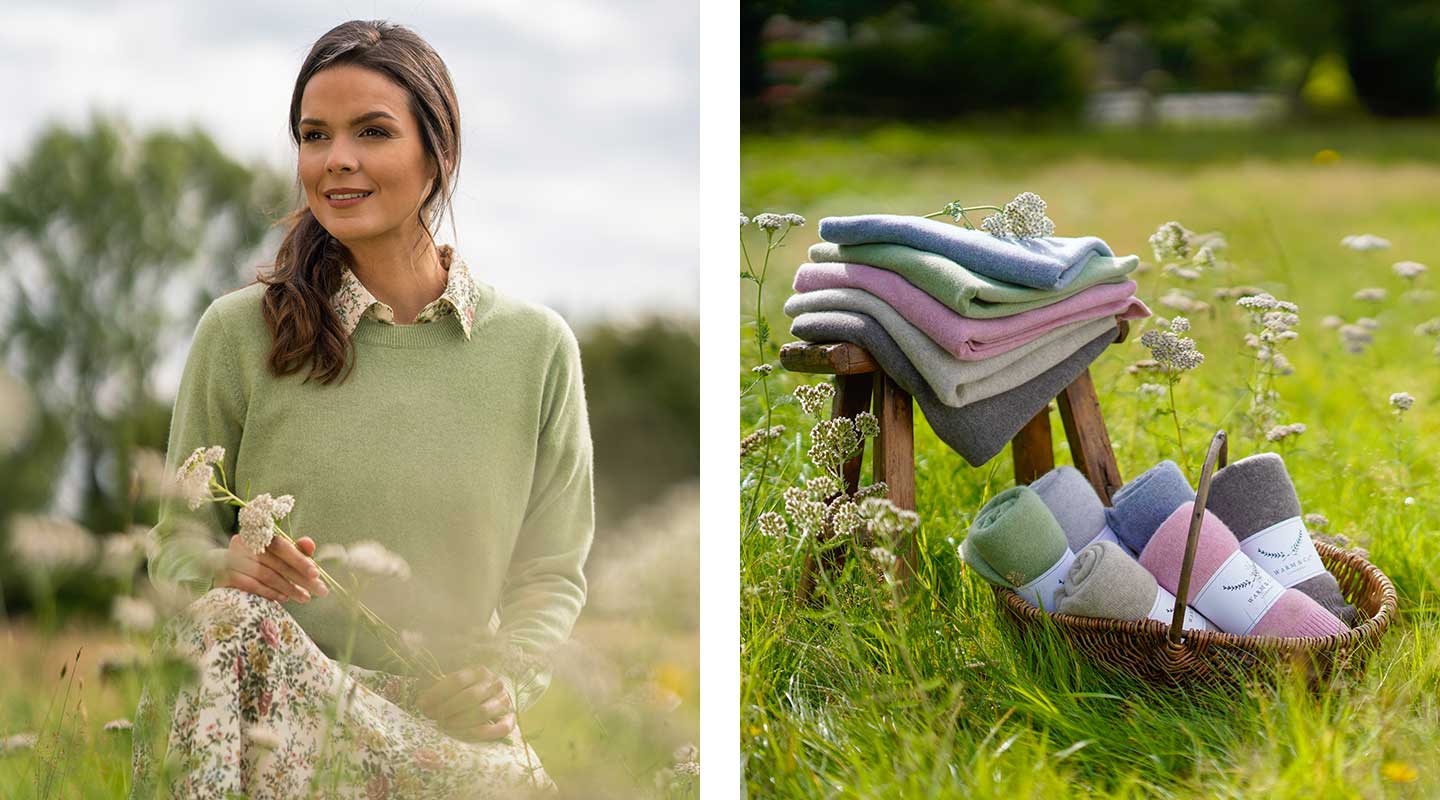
[256,19,461,386]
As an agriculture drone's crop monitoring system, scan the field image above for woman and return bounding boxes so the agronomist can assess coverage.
[130,19,593,799]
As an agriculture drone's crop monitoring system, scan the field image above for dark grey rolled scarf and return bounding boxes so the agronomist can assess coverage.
[788,310,1118,467]
[1207,453,1358,626]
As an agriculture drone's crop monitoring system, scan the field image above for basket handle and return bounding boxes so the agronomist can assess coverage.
[1167,429,1229,645]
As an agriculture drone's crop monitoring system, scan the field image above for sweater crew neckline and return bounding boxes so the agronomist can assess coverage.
[351,314,469,348]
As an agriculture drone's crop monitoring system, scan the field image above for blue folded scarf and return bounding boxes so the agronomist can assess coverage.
[818,214,1116,291]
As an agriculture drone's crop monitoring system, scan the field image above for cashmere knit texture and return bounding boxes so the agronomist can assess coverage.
[146,279,595,712]
[1031,465,1108,553]
[1107,460,1195,555]
[788,311,1118,466]
[1137,503,1345,638]
[792,264,1150,359]
[961,486,1069,588]
[818,214,1118,290]
[1054,541,1160,622]
[807,242,1138,318]
[784,286,1118,407]
[1207,453,1358,626]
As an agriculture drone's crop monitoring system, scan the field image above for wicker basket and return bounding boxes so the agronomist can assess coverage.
[991,429,1398,687]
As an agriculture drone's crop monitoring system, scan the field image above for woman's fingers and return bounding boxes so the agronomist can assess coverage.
[417,667,489,717]
[438,680,510,728]
[237,562,298,602]
[219,572,288,603]
[269,538,327,595]
[257,550,322,598]
[453,713,516,743]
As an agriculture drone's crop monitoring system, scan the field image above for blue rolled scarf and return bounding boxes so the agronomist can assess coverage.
[1106,460,1195,555]
[818,214,1116,291]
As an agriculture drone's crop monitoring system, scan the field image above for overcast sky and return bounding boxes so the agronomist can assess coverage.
[0,0,699,323]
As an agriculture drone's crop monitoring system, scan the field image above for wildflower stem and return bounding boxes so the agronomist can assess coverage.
[1167,376,1190,474]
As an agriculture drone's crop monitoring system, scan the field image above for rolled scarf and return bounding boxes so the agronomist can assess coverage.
[1030,465,1130,554]
[1207,453,1358,626]
[1054,541,1217,631]
[960,485,1073,610]
[784,286,1117,407]
[791,264,1150,359]
[818,214,1118,291]
[788,310,1118,466]
[1137,503,1346,638]
[1106,460,1195,556]
[807,241,1138,318]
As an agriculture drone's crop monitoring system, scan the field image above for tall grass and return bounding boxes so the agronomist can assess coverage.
[741,122,1440,798]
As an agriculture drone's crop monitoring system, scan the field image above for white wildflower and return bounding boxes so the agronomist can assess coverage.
[1163,264,1202,281]
[102,719,133,733]
[1138,317,1205,374]
[1340,234,1390,252]
[981,192,1055,239]
[1356,317,1379,330]
[1137,383,1167,400]
[1353,287,1387,303]
[236,493,294,556]
[176,446,224,511]
[1192,245,1217,270]
[751,363,773,376]
[1390,392,1415,414]
[757,512,788,539]
[1339,324,1373,353]
[1414,318,1440,337]
[8,514,97,573]
[1404,496,1416,506]
[793,382,835,417]
[99,525,151,579]
[673,742,699,763]
[868,546,897,570]
[1321,315,1344,329]
[1303,513,1329,531]
[1393,261,1427,281]
[739,213,749,227]
[1,733,38,754]
[1149,221,1191,262]
[784,213,807,227]
[752,213,785,231]
[338,540,412,581]
[1265,423,1307,442]
[111,596,156,632]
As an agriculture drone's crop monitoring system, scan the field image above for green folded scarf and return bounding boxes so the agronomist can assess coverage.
[808,241,1138,319]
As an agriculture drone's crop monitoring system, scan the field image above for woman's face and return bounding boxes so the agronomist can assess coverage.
[297,64,438,250]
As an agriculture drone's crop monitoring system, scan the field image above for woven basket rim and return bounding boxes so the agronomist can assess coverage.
[993,539,1397,654]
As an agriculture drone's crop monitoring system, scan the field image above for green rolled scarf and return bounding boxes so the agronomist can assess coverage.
[960,485,1071,609]
[808,241,1138,318]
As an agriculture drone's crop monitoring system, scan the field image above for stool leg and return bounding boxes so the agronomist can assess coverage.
[1057,368,1124,505]
[873,374,917,588]
[1011,404,1054,485]
[797,372,874,606]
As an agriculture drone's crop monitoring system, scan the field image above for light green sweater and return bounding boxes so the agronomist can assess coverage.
[147,276,594,712]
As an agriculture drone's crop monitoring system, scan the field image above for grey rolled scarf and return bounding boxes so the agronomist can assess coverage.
[1206,453,1358,626]
[788,310,1118,466]
[783,286,1118,409]
[1053,541,1159,621]
[1031,465,1107,553]
[1106,460,1194,556]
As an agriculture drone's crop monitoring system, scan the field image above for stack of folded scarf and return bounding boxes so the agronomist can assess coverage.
[785,213,1149,466]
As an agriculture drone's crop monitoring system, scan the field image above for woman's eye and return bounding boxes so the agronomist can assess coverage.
[301,128,388,141]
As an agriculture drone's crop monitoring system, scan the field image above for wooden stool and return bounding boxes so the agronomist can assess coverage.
[781,319,1130,605]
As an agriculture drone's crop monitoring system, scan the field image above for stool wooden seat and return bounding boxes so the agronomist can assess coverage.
[781,319,1131,605]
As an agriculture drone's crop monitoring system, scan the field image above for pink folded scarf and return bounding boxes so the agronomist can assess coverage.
[1137,502,1346,638]
[793,262,1150,360]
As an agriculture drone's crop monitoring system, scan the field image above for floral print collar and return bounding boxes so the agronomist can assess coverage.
[331,246,481,341]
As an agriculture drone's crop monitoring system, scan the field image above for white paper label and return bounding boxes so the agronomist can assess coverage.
[1239,516,1327,588]
[1145,586,1218,631]
[1189,550,1287,635]
[1015,548,1077,612]
[1090,524,1133,555]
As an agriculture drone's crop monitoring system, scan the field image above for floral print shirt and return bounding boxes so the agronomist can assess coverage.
[331,245,483,340]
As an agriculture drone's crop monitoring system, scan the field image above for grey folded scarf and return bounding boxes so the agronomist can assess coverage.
[1031,465,1108,553]
[818,214,1116,291]
[783,286,1117,408]
[1207,453,1358,626]
[788,310,1118,466]
[1106,460,1194,555]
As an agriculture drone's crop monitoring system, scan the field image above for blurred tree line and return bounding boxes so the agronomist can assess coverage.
[743,0,1440,122]
[0,113,697,619]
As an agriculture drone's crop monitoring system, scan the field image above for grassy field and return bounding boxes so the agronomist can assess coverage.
[740,121,1440,798]
[0,484,699,799]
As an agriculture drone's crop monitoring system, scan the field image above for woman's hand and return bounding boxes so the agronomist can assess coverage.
[213,534,330,604]
[416,665,516,742]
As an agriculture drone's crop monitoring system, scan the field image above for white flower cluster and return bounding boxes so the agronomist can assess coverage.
[1416,318,1440,337]
[739,425,785,459]
[1353,287,1387,303]
[1213,286,1266,300]
[756,511,788,539]
[236,492,295,556]
[1338,323,1373,354]
[858,496,920,542]
[1390,392,1415,414]
[793,382,835,417]
[807,417,861,474]
[9,514,97,573]
[176,446,225,511]
[1393,260,1427,281]
[1265,422,1307,442]
[1137,382,1167,400]
[111,595,157,632]
[1303,513,1330,531]
[1149,221,1190,262]
[1159,288,1211,315]
[315,540,411,580]
[1340,234,1390,252]
[981,192,1055,239]
[1138,317,1205,374]
[747,212,805,233]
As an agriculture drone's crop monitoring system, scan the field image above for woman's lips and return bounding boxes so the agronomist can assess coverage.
[326,191,373,208]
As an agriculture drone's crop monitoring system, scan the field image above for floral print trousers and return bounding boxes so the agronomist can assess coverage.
[130,587,555,799]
